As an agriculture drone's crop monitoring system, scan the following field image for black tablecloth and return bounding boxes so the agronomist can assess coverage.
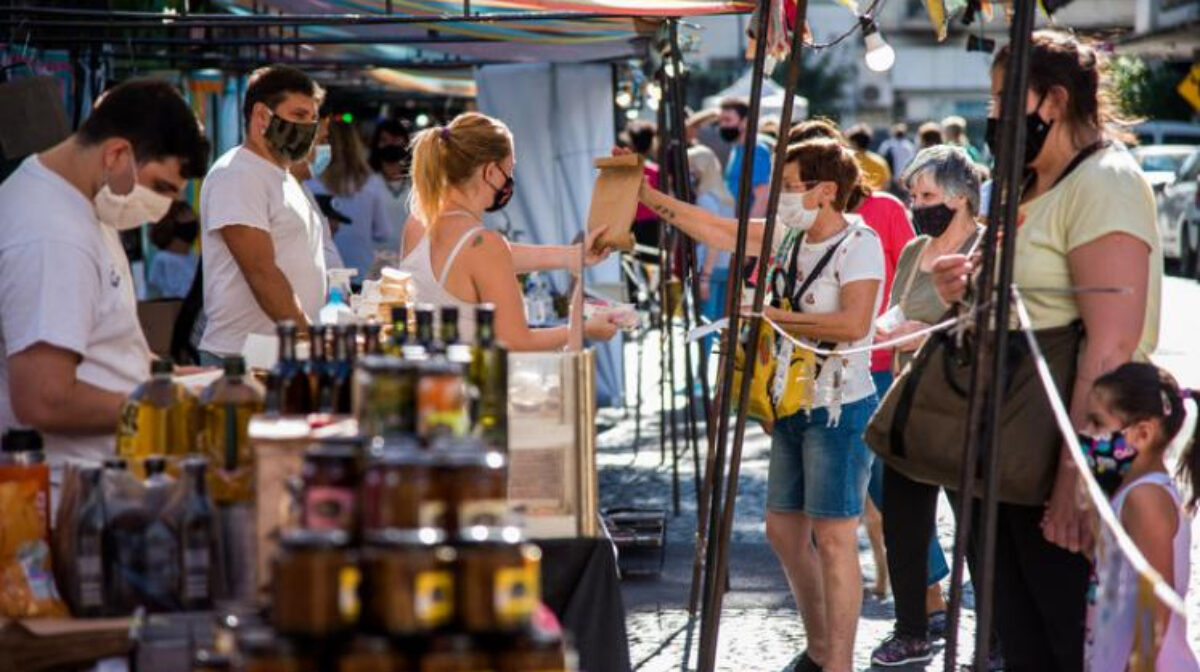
[540,537,632,672]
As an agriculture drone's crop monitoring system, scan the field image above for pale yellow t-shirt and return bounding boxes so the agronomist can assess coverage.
[1013,144,1161,358]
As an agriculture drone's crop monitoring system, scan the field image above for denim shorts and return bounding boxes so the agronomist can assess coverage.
[766,396,877,519]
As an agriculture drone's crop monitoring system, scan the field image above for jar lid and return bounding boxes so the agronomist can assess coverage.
[417,359,464,377]
[365,527,447,547]
[306,439,361,461]
[358,354,417,372]
[454,525,528,545]
[429,438,505,469]
[236,627,295,656]
[371,447,436,468]
[279,528,350,549]
[2,428,43,454]
[348,635,395,655]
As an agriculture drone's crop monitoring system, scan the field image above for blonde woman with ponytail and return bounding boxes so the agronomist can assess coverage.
[397,112,618,350]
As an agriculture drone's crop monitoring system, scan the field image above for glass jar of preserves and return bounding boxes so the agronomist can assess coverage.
[356,356,418,437]
[362,440,443,531]
[432,438,508,532]
[271,529,358,637]
[302,439,363,533]
[417,361,468,442]
[361,528,457,636]
[420,634,492,672]
[338,635,412,672]
[495,633,569,672]
[455,527,542,633]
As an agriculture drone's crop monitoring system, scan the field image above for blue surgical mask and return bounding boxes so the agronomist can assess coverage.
[310,144,332,176]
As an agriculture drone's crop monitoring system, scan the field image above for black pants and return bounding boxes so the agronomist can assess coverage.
[969,500,1090,672]
[881,464,942,639]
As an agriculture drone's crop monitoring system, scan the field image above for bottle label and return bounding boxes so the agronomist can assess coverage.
[305,487,356,531]
[418,500,447,530]
[459,499,509,529]
[339,565,361,624]
[18,541,60,602]
[77,553,104,608]
[116,401,139,438]
[183,547,211,602]
[414,570,454,627]
[494,565,538,627]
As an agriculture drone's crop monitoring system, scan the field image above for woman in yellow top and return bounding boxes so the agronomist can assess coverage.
[933,30,1159,672]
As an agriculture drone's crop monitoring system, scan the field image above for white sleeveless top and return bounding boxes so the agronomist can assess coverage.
[1086,472,1199,672]
[396,225,482,343]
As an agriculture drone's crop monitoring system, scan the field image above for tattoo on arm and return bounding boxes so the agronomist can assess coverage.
[650,203,676,221]
[472,234,484,247]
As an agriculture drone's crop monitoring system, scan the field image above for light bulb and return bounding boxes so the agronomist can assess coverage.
[615,90,633,108]
[860,16,896,73]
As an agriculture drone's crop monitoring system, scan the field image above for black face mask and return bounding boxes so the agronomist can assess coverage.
[718,125,740,143]
[912,203,956,238]
[984,92,1053,169]
[264,111,318,163]
[376,144,408,165]
[486,166,515,212]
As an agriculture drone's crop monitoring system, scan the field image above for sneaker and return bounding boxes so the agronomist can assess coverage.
[928,610,948,640]
[871,633,935,667]
[783,650,823,672]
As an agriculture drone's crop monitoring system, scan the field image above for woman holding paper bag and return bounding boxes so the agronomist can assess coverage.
[636,138,885,672]
[397,112,618,350]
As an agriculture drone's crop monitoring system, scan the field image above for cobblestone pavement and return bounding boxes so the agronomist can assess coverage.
[601,280,1200,672]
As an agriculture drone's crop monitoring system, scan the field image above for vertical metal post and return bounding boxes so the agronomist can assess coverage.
[656,87,683,515]
[697,1,806,670]
[943,1,1036,669]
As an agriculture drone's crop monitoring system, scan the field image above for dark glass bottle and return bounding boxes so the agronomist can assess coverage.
[102,456,143,614]
[168,457,216,611]
[65,466,106,617]
[413,304,436,355]
[342,324,359,369]
[269,321,313,415]
[309,325,335,412]
[439,306,459,352]
[469,304,508,451]
[328,325,354,414]
[363,320,384,356]
[143,456,180,612]
[387,305,410,357]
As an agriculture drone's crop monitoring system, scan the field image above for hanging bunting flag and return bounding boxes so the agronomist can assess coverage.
[924,0,968,41]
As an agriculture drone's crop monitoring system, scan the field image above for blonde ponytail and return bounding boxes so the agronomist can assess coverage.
[407,113,513,231]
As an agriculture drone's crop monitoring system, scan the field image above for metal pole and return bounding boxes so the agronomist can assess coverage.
[697,0,796,669]
[655,88,683,514]
[942,1,1036,669]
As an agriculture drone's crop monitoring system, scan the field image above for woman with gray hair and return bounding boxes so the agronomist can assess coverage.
[869,144,987,667]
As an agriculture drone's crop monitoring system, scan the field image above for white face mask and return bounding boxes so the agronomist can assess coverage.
[310,143,332,176]
[777,191,819,232]
[93,156,174,231]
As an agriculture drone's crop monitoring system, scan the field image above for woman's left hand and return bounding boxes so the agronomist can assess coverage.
[1041,460,1094,554]
[889,320,930,353]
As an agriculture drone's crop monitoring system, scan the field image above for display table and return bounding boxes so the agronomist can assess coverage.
[0,617,131,672]
[540,537,632,672]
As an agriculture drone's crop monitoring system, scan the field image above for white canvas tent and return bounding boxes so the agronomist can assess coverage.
[702,68,809,125]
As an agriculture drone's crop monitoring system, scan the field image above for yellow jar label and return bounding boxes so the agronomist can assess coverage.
[419,500,447,529]
[415,569,454,627]
[459,499,509,528]
[339,565,361,624]
[494,565,538,627]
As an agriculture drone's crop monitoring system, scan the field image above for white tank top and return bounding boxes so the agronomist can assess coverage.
[396,224,482,343]
[1086,472,1199,672]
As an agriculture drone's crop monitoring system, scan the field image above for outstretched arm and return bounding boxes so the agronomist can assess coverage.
[639,183,766,254]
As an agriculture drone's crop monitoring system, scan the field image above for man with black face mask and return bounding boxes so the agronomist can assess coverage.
[198,65,328,365]
[717,97,772,219]
[368,118,412,260]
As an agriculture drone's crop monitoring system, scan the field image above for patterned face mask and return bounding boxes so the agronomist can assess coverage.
[264,110,319,163]
[1077,429,1138,497]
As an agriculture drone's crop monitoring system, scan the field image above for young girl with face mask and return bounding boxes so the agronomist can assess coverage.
[1082,362,1200,672]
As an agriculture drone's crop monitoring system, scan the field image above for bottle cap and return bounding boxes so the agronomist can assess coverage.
[223,356,247,377]
[1,428,43,454]
[151,358,173,375]
[144,456,168,475]
[390,305,408,322]
[103,457,128,470]
[277,320,297,334]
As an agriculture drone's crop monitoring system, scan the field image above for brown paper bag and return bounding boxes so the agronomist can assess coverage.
[587,154,644,253]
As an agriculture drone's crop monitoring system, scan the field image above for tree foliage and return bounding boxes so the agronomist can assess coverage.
[1108,55,1195,123]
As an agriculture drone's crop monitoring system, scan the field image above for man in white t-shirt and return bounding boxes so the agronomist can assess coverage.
[0,79,210,469]
[199,65,328,363]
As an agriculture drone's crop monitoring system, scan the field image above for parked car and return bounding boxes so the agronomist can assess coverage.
[1132,144,1198,192]
[1157,147,1200,277]
[1135,121,1200,146]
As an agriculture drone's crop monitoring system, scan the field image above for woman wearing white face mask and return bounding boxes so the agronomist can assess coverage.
[638,138,884,672]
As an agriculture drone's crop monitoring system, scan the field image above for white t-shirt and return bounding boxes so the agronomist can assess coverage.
[299,182,344,271]
[0,156,151,466]
[772,217,885,409]
[200,147,327,356]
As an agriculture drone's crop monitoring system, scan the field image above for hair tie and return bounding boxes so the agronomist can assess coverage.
[440,127,451,141]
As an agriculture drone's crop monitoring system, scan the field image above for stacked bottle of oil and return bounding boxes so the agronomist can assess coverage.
[188,303,573,672]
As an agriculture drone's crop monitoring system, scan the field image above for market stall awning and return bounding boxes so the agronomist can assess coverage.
[367,67,478,96]
[216,0,752,63]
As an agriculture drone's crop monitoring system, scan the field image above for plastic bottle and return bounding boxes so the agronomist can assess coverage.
[319,287,356,326]
[63,465,106,617]
[142,457,181,612]
[199,356,265,504]
[167,457,215,611]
